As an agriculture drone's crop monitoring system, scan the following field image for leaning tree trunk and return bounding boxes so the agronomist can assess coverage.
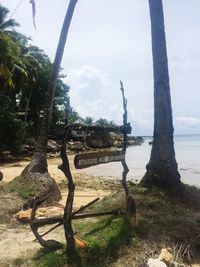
[141,0,181,188]
[21,0,78,203]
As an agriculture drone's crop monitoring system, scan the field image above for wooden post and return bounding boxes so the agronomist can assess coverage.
[58,126,75,257]
[120,81,130,197]
[120,81,137,225]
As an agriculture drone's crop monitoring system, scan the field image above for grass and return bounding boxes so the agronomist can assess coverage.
[3,182,200,266]
[32,216,134,267]
[4,175,40,199]
[13,258,26,266]
[33,250,66,267]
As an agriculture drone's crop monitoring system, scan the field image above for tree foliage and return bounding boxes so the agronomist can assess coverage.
[95,118,117,127]
[0,4,70,153]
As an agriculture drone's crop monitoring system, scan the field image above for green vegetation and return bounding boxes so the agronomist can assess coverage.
[0,4,71,154]
[4,175,40,199]
[95,118,117,127]
[33,250,66,267]
[33,216,134,267]
[13,257,26,266]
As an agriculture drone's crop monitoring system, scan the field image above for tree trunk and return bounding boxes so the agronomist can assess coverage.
[141,0,181,188]
[21,0,78,203]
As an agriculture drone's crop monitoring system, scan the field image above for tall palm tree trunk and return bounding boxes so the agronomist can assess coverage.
[21,1,78,204]
[141,0,181,188]
[26,0,78,174]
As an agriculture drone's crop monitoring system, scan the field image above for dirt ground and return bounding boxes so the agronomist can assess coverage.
[0,155,117,265]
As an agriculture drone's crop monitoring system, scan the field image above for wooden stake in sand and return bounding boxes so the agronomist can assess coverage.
[120,81,137,225]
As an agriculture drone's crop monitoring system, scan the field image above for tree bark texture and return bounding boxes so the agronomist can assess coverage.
[58,130,75,258]
[141,0,181,188]
[120,81,129,197]
[26,0,78,174]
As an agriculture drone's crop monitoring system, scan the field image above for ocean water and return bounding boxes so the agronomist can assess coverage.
[84,134,200,187]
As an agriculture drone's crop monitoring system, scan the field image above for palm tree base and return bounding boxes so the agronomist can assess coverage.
[23,151,48,174]
[140,168,182,189]
[21,168,61,208]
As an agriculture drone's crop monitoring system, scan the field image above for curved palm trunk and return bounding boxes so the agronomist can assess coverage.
[141,0,181,188]
[26,0,78,173]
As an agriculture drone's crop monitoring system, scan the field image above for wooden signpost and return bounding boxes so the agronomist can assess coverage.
[30,81,136,257]
[74,150,125,169]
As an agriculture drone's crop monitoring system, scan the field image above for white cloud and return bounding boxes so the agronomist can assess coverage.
[66,65,123,122]
[174,116,200,134]
[175,117,200,128]
[66,65,154,135]
[66,65,111,105]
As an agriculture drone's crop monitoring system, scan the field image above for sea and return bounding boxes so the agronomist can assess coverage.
[84,134,200,187]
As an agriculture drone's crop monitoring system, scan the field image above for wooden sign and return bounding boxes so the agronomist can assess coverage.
[74,150,125,169]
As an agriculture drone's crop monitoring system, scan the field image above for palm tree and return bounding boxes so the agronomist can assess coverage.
[141,0,181,188]
[22,0,78,201]
[0,33,27,92]
[0,4,33,94]
[0,4,19,35]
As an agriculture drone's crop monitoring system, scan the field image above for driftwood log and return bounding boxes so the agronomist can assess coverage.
[120,81,137,224]
[120,80,130,198]
[58,126,75,256]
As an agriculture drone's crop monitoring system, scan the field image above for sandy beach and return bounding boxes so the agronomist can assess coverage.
[0,155,119,264]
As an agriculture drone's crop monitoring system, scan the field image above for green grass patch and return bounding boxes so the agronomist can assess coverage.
[130,184,148,195]
[4,175,43,200]
[76,216,134,266]
[13,258,26,266]
[33,216,134,267]
[33,249,66,267]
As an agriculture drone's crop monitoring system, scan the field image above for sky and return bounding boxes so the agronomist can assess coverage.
[1,0,200,135]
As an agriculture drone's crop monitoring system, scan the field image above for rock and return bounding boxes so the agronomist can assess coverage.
[128,136,144,146]
[47,140,61,153]
[158,248,173,262]
[148,258,167,267]
[0,171,3,181]
[16,206,64,222]
[16,209,32,222]
[86,132,113,148]
[71,141,84,152]
[148,249,186,267]
[75,238,87,249]
[114,140,123,148]
[43,206,64,218]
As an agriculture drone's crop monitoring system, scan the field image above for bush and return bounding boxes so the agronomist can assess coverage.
[0,96,24,153]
